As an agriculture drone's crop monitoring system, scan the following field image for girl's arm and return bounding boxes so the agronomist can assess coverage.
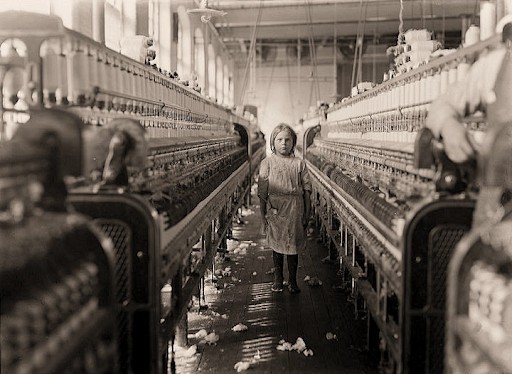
[257,159,269,230]
[303,190,311,227]
[300,159,312,227]
[258,192,268,236]
[259,196,267,224]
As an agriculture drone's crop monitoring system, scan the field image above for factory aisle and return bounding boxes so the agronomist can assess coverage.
[173,191,378,373]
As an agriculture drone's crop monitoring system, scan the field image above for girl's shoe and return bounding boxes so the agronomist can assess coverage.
[271,283,284,292]
[288,284,301,294]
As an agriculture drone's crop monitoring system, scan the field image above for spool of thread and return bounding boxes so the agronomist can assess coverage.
[501,284,512,335]
[448,65,458,84]
[457,62,470,82]
[424,74,432,102]
[480,1,497,40]
[497,0,506,22]
[41,42,61,104]
[439,68,450,95]
[414,79,421,107]
[431,73,441,101]
[506,0,512,15]
[465,25,480,46]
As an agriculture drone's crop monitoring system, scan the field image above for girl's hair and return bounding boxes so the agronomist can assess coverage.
[270,123,297,155]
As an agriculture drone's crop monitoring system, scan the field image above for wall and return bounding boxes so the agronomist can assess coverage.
[235,58,333,136]
[235,44,388,136]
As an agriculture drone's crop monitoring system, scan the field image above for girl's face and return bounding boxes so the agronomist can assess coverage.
[274,130,294,156]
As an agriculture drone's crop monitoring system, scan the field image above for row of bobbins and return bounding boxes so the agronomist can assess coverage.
[1,36,230,122]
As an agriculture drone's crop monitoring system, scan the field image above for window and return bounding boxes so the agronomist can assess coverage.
[208,44,216,98]
[194,28,205,89]
[176,6,191,79]
[216,56,223,103]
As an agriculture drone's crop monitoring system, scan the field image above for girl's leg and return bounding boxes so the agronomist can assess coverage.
[272,251,284,292]
[287,254,300,293]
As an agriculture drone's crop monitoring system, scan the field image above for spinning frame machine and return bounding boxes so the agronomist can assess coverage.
[0,112,118,374]
[0,11,265,374]
[302,24,512,374]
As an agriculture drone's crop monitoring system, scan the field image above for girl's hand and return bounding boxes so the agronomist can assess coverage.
[260,218,268,236]
[302,215,308,229]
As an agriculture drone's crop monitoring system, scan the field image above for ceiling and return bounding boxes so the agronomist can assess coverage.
[204,0,480,62]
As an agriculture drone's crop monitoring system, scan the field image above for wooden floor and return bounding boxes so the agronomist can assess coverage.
[173,195,379,374]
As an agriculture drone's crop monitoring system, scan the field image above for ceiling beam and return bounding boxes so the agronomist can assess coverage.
[218,17,464,40]
[215,15,463,29]
[223,34,462,46]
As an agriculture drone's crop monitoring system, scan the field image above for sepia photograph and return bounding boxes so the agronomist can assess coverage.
[1,0,511,372]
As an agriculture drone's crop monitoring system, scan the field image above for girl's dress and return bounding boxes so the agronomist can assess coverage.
[258,154,312,255]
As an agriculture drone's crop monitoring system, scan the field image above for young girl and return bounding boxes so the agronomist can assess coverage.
[258,124,312,293]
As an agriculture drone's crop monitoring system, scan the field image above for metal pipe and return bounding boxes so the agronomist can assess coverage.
[212,0,383,9]
[210,0,471,10]
[460,14,472,44]
[207,16,232,57]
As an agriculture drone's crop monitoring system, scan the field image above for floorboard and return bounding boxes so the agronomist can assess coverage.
[173,196,379,374]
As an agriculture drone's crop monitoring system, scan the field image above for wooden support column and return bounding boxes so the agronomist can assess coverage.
[173,266,188,347]
[175,313,188,347]
[367,310,380,355]
[205,223,213,252]
[245,178,251,206]
[218,206,227,253]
